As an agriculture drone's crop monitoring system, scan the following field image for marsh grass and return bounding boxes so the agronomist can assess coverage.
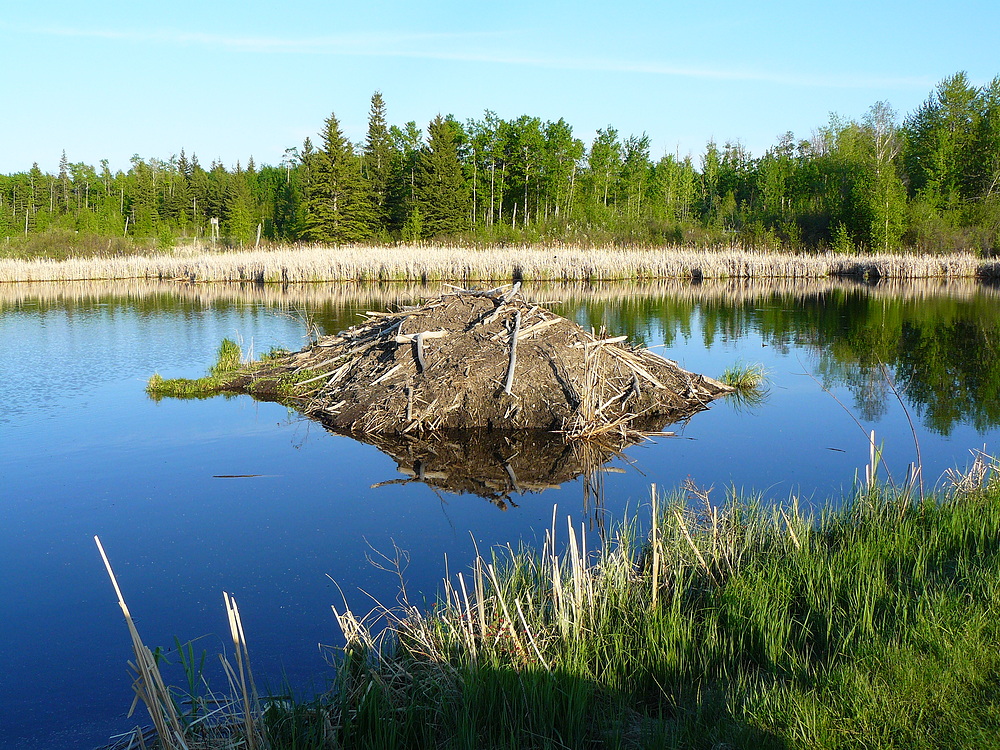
[147,338,246,400]
[0,228,154,261]
[254,454,1000,749]
[4,243,1000,283]
[104,453,1000,749]
[720,361,770,410]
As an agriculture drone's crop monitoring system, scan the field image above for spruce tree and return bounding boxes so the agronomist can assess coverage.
[413,115,470,238]
[303,112,374,243]
[225,167,256,246]
[363,92,395,235]
[58,150,70,212]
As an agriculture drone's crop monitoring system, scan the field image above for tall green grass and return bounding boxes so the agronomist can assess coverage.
[297,464,1000,749]
[106,455,1000,749]
[720,361,770,410]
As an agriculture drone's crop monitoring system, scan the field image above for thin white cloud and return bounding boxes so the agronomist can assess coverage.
[385,49,935,90]
[6,22,493,52]
[4,21,933,90]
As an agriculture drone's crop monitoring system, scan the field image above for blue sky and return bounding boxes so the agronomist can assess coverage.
[2,0,997,174]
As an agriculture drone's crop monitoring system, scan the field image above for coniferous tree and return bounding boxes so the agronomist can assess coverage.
[303,112,374,243]
[362,92,395,235]
[58,150,70,212]
[223,163,256,245]
[188,155,209,235]
[413,115,471,238]
[127,156,159,238]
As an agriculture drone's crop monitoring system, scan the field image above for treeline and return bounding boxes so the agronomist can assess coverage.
[2,72,999,254]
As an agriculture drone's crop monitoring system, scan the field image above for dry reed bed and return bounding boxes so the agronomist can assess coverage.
[2,244,998,284]
[3,276,998,312]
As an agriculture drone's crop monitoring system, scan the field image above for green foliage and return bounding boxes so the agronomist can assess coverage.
[832,223,855,254]
[209,338,242,376]
[413,115,471,238]
[147,338,243,400]
[5,75,1000,252]
[302,112,375,243]
[252,468,1000,749]
[363,91,396,235]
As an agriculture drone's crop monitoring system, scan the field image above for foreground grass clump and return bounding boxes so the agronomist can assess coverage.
[110,457,1000,749]
[276,467,1000,750]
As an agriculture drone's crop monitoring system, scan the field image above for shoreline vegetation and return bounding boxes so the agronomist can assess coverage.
[4,243,1000,284]
[104,453,1000,749]
[4,74,1000,259]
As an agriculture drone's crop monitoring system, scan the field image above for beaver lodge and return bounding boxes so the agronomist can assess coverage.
[196,284,732,438]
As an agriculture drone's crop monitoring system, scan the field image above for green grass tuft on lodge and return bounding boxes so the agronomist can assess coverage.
[146,338,246,401]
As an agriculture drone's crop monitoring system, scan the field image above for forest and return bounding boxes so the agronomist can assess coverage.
[2,71,999,256]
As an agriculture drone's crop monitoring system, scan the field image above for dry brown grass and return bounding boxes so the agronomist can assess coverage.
[1,242,996,283]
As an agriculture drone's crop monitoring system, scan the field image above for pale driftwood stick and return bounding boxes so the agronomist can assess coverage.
[292,355,340,374]
[326,361,353,387]
[503,309,522,395]
[482,306,507,328]
[393,330,447,343]
[570,335,629,348]
[503,462,523,494]
[372,363,404,385]
[500,281,522,302]
[515,317,562,340]
[295,360,348,386]
[405,386,413,421]
[607,347,667,388]
[442,283,510,298]
[346,318,404,346]
[415,333,427,372]
[594,389,628,416]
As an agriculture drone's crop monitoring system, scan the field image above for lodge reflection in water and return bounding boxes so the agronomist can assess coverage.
[348,429,621,510]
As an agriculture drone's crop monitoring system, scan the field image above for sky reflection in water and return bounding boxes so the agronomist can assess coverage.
[1,279,997,749]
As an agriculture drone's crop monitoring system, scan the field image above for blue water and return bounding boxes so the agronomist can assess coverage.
[0,283,996,748]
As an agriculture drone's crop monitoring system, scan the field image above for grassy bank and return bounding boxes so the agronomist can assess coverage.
[113,454,1000,749]
[4,243,1000,284]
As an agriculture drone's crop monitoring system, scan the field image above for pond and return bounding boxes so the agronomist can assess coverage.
[1,278,998,749]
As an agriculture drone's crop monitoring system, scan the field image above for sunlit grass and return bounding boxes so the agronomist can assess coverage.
[110,452,1000,749]
[721,360,768,390]
[299,464,1000,749]
[2,243,996,283]
[721,361,770,410]
[146,338,244,400]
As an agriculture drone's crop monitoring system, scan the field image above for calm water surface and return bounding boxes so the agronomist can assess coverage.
[1,279,998,749]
